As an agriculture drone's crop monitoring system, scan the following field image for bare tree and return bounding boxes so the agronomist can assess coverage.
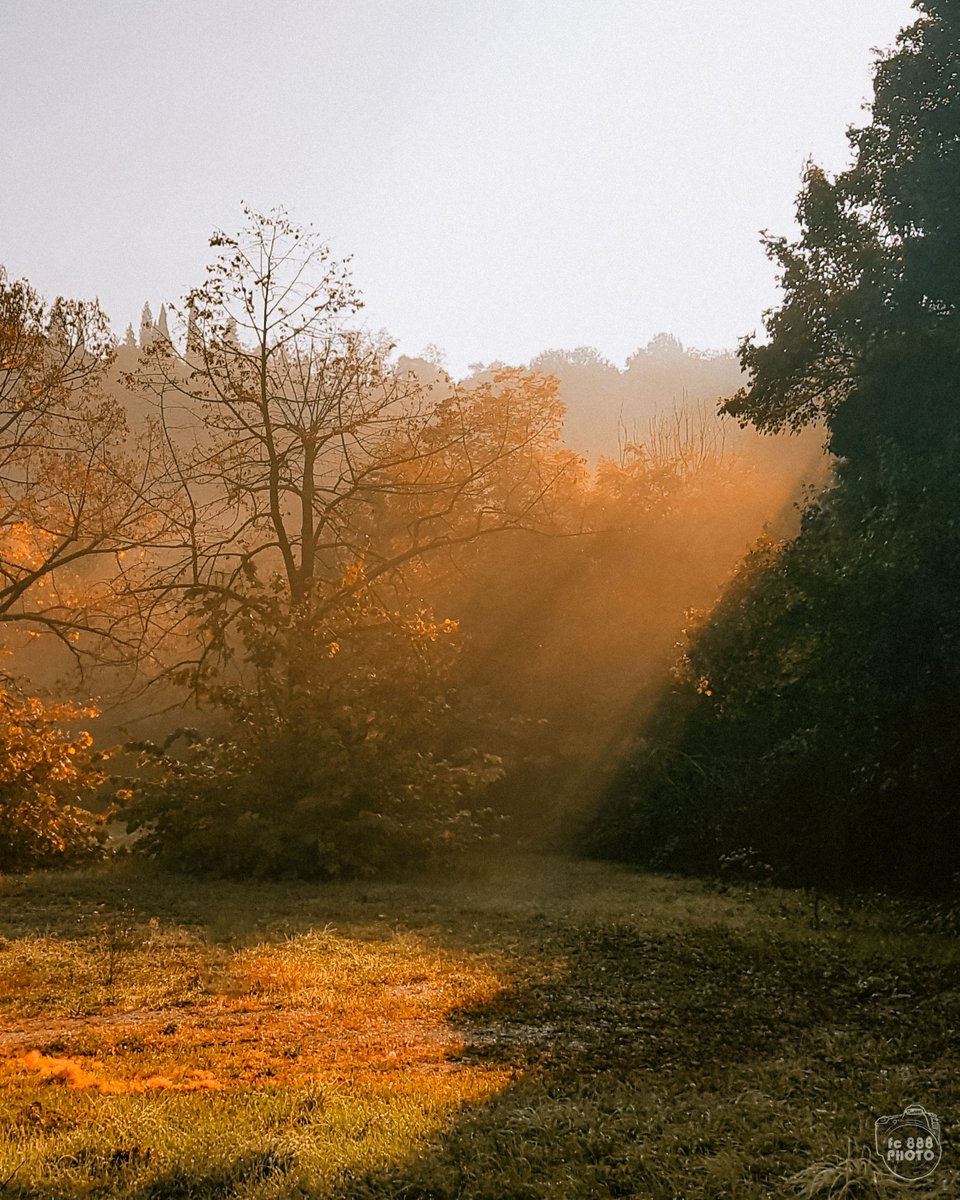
[120,207,584,877]
[133,207,576,705]
[0,268,171,677]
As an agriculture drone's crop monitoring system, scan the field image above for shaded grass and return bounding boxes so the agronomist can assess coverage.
[0,855,957,1197]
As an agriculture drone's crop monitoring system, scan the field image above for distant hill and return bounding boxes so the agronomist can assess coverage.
[400,337,745,462]
[526,336,745,460]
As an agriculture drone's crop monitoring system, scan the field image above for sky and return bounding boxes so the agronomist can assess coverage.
[2,0,916,377]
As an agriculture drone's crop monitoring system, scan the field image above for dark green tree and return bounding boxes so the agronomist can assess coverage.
[594,2,960,896]
[726,1,960,459]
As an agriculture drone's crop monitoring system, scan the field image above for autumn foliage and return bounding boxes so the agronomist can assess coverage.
[0,681,107,871]
[0,208,817,880]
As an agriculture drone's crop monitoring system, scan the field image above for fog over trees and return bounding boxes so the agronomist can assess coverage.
[1,2,955,899]
[0,212,817,878]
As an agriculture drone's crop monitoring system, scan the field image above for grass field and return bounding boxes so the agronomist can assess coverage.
[0,854,956,1198]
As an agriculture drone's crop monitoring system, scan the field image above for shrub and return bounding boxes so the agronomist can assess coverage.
[0,682,108,872]
[123,728,503,880]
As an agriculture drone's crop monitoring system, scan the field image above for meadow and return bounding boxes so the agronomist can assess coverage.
[0,854,956,1199]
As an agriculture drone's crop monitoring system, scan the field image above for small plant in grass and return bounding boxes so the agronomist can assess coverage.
[86,893,140,987]
[786,1144,896,1198]
[718,846,774,884]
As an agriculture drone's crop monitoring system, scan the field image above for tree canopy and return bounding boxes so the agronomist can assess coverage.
[594,0,960,896]
[727,2,960,459]
[0,268,169,675]
[123,207,580,877]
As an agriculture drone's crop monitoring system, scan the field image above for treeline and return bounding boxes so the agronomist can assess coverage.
[0,208,813,878]
[591,0,960,898]
[122,314,750,464]
[515,338,744,462]
[13,5,954,895]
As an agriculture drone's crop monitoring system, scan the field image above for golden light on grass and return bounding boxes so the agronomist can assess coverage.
[0,924,513,1193]
[10,1050,222,1094]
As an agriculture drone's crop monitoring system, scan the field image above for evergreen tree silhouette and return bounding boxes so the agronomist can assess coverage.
[139,302,154,348]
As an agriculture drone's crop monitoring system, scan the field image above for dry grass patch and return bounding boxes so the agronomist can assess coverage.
[0,914,513,1198]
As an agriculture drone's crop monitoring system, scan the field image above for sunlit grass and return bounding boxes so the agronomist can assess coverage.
[0,872,513,1197]
[0,1078,509,1198]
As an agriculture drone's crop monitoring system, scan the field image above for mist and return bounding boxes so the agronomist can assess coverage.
[3,3,956,1196]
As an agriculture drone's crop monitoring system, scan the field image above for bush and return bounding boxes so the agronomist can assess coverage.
[122,607,505,879]
[123,728,503,880]
[0,683,108,872]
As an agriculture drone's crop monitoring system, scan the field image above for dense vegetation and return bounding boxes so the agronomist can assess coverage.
[592,0,960,897]
[2,4,955,900]
[0,212,807,879]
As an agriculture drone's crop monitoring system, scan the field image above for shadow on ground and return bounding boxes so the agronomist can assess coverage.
[331,915,960,1199]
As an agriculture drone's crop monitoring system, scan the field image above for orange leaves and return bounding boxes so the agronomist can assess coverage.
[0,685,105,870]
[0,520,55,570]
[410,611,460,642]
[339,554,366,590]
[0,270,164,668]
[10,1050,223,1094]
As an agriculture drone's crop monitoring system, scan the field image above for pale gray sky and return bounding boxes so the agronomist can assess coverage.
[2,1,914,375]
